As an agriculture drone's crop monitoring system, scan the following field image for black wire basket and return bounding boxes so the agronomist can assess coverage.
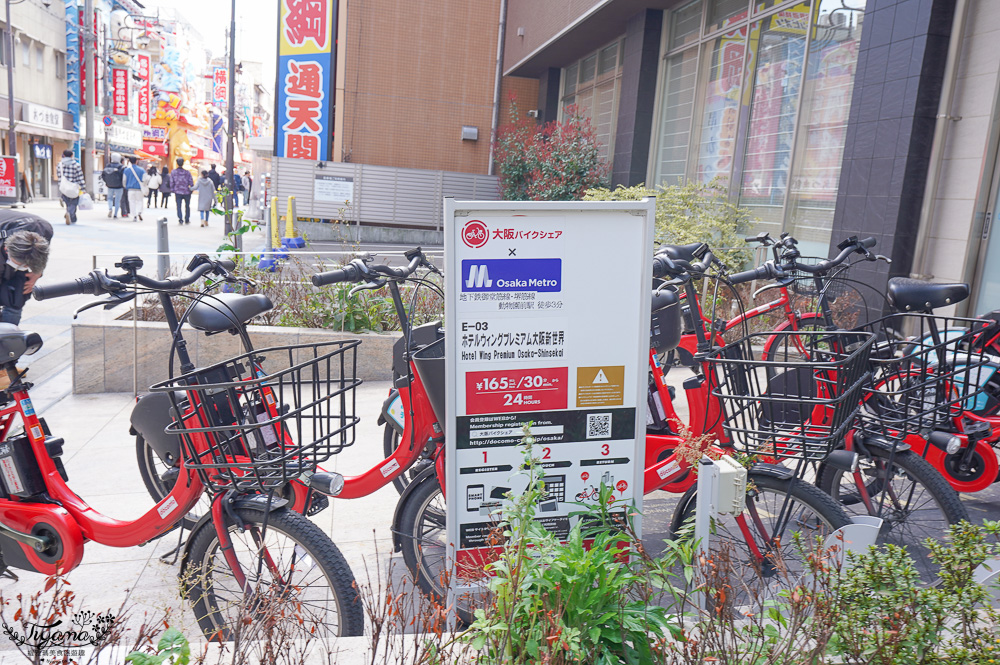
[854,314,992,438]
[150,340,361,494]
[706,329,874,461]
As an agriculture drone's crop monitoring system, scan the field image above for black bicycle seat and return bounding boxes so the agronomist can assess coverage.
[886,277,969,312]
[0,323,42,362]
[188,293,273,332]
[659,242,707,264]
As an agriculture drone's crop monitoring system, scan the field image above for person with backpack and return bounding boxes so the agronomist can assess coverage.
[0,211,53,325]
[122,156,147,222]
[101,153,125,218]
[56,150,86,225]
[145,165,161,207]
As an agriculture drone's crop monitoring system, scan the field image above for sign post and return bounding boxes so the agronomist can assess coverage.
[0,156,18,207]
[443,199,654,606]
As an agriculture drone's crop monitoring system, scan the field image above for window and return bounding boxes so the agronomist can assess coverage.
[653,0,867,254]
[0,33,9,67]
[55,50,64,79]
[561,38,626,163]
[35,44,42,72]
[20,39,29,69]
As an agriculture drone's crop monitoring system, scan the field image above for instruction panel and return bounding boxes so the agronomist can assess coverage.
[444,200,654,576]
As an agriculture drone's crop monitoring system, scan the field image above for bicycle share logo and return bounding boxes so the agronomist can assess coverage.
[462,220,489,249]
[2,606,116,659]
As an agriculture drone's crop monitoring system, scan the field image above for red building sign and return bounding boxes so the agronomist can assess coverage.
[112,68,129,117]
[137,55,150,126]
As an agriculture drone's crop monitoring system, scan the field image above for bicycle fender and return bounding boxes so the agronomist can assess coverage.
[130,391,182,465]
[390,464,439,552]
[178,495,292,576]
[747,462,795,481]
[856,434,910,455]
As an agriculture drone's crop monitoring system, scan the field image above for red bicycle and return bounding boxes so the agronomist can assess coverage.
[27,257,366,642]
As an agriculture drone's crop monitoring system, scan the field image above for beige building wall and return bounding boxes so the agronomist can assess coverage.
[504,0,602,72]
[340,0,503,174]
[499,75,539,124]
[924,1,1000,290]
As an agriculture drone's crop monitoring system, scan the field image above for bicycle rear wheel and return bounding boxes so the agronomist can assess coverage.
[817,445,967,584]
[671,471,851,607]
[182,505,364,644]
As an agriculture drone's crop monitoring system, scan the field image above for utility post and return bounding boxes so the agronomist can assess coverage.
[83,0,96,193]
[224,0,237,247]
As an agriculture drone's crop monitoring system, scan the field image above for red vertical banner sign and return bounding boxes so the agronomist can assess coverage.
[212,67,228,105]
[112,68,129,116]
[0,157,17,198]
[79,9,86,108]
[137,55,150,125]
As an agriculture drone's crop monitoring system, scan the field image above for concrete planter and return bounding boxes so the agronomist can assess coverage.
[71,317,399,394]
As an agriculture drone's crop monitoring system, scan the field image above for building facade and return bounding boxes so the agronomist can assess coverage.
[502,0,1000,316]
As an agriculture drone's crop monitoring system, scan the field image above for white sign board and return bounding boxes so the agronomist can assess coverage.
[444,199,654,588]
[314,174,353,203]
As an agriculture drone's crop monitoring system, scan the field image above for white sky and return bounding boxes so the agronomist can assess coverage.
[141,0,279,90]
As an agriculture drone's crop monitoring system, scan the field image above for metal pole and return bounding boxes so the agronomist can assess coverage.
[103,27,111,164]
[83,0,95,193]
[5,0,16,188]
[224,0,236,243]
[157,216,169,279]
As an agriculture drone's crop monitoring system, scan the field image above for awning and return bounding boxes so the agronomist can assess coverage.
[13,121,78,142]
[142,140,168,156]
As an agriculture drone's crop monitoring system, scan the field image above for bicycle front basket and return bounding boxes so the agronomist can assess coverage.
[855,313,993,438]
[150,339,361,494]
[706,329,874,461]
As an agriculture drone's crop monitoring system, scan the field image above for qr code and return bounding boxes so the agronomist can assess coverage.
[586,413,611,439]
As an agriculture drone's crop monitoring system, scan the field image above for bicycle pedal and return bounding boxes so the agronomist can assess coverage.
[305,492,329,516]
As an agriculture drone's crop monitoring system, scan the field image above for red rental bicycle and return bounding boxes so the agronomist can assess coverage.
[26,258,365,642]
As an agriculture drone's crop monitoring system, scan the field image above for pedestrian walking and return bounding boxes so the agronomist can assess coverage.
[123,156,147,223]
[158,166,171,208]
[56,150,86,225]
[101,153,125,218]
[196,170,216,226]
[145,165,161,207]
[170,158,194,225]
[241,170,252,207]
[207,164,222,189]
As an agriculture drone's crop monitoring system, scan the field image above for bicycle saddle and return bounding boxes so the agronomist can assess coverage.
[188,293,274,332]
[886,277,969,312]
[0,323,42,362]
[659,242,707,263]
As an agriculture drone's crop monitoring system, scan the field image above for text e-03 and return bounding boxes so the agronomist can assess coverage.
[461,321,489,332]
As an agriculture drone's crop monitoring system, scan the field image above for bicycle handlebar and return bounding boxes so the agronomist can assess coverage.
[728,263,781,285]
[311,250,429,287]
[33,259,227,301]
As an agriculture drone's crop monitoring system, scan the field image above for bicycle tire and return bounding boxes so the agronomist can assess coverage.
[670,472,851,604]
[182,505,364,642]
[398,476,484,624]
[760,315,829,365]
[135,434,207,531]
[817,446,967,584]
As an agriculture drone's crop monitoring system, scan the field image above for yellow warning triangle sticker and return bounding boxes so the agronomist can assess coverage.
[592,369,609,384]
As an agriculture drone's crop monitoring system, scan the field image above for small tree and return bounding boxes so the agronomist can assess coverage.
[493,102,609,201]
[584,179,754,269]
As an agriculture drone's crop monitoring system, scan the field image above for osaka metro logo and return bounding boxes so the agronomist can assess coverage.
[462,220,489,249]
[461,259,561,292]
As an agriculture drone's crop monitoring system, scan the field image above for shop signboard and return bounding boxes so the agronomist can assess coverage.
[443,200,653,597]
[0,157,17,203]
[32,144,52,160]
[274,0,336,161]
[137,55,151,126]
[112,68,129,117]
[213,67,228,106]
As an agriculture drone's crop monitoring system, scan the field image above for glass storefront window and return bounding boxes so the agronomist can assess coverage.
[671,1,703,50]
[785,0,866,257]
[737,3,810,235]
[564,63,578,97]
[562,40,625,164]
[693,30,746,185]
[707,0,750,33]
[655,49,699,185]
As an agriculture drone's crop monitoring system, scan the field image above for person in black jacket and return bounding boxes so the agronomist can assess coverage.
[207,164,222,189]
[0,212,53,325]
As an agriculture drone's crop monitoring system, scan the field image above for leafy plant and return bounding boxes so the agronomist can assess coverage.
[125,627,190,665]
[584,179,754,269]
[493,101,610,201]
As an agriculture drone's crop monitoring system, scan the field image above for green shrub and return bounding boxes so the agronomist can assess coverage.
[584,179,754,269]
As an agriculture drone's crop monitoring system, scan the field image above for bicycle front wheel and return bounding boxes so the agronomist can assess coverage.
[817,445,967,584]
[671,472,850,603]
[182,505,364,643]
